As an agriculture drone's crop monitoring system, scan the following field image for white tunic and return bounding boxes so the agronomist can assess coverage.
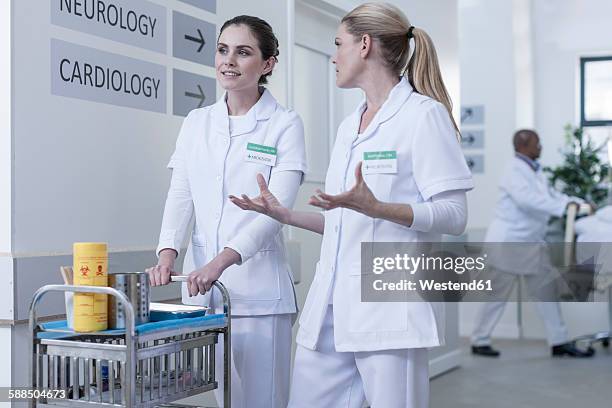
[297,78,474,351]
[156,89,307,316]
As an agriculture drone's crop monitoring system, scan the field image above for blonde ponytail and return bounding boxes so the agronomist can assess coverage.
[407,27,460,137]
[342,3,460,139]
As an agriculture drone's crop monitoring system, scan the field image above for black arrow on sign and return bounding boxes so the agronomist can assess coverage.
[461,108,473,123]
[463,134,475,144]
[185,85,205,108]
[185,29,206,52]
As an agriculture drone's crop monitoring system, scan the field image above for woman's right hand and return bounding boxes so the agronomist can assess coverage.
[229,173,291,224]
[146,249,177,286]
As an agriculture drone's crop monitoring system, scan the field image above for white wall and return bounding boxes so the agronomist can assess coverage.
[13,1,200,255]
[0,0,10,257]
[458,0,517,232]
[0,0,12,394]
[533,0,612,164]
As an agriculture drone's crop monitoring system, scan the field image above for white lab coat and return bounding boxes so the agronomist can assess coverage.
[156,89,307,316]
[484,156,580,275]
[296,78,474,352]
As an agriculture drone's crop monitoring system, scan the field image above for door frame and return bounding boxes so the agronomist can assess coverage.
[293,0,344,182]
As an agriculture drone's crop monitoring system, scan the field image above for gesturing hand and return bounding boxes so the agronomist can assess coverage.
[229,173,291,224]
[309,162,380,217]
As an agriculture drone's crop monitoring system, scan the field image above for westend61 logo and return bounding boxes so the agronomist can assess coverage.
[371,253,487,275]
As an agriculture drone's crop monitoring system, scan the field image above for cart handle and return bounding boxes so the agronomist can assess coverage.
[169,277,232,319]
[28,284,136,337]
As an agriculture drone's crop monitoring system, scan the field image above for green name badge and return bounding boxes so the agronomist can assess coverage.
[245,142,277,166]
[363,151,397,174]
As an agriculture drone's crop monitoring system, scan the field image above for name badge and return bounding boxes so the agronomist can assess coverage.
[245,142,277,166]
[363,151,397,174]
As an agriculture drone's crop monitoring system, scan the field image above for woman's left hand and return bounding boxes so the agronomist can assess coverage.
[309,162,380,217]
[187,263,224,296]
[186,248,241,296]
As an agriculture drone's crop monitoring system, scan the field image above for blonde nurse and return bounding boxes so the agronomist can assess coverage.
[231,4,473,407]
[146,16,307,408]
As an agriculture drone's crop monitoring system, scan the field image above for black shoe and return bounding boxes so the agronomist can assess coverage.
[471,345,501,357]
[551,342,595,358]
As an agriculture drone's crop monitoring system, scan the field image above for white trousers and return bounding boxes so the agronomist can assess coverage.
[289,307,429,408]
[471,268,569,346]
[213,313,293,408]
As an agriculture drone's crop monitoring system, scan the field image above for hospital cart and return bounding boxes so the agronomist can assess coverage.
[28,280,231,407]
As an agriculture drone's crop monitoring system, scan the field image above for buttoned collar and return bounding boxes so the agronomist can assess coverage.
[211,87,278,137]
[344,77,414,148]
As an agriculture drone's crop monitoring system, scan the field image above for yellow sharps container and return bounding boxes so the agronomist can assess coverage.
[73,242,108,332]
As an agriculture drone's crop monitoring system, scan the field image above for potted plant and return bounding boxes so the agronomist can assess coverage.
[543,124,610,243]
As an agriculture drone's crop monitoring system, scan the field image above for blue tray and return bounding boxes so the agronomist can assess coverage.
[37,313,226,340]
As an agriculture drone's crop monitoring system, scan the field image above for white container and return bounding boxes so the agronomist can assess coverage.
[64,291,74,329]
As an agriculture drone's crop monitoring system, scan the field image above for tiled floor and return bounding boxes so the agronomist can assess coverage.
[430,338,612,408]
[176,337,612,407]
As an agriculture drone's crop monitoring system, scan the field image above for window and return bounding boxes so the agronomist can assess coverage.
[580,56,612,127]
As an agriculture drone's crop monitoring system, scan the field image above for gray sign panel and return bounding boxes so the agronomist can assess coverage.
[51,0,166,54]
[461,130,485,149]
[179,0,217,13]
[461,105,485,125]
[173,11,216,67]
[51,39,166,113]
[465,154,485,174]
[173,69,216,117]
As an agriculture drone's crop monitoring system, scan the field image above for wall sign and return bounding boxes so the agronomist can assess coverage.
[173,68,217,117]
[173,11,216,67]
[51,0,167,53]
[51,39,166,113]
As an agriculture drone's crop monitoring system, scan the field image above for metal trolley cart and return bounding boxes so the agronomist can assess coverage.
[28,280,231,407]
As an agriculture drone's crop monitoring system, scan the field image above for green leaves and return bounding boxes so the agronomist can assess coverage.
[543,124,610,206]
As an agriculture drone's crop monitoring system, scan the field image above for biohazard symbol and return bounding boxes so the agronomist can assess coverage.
[96,265,104,276]
[80,265,90,277]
